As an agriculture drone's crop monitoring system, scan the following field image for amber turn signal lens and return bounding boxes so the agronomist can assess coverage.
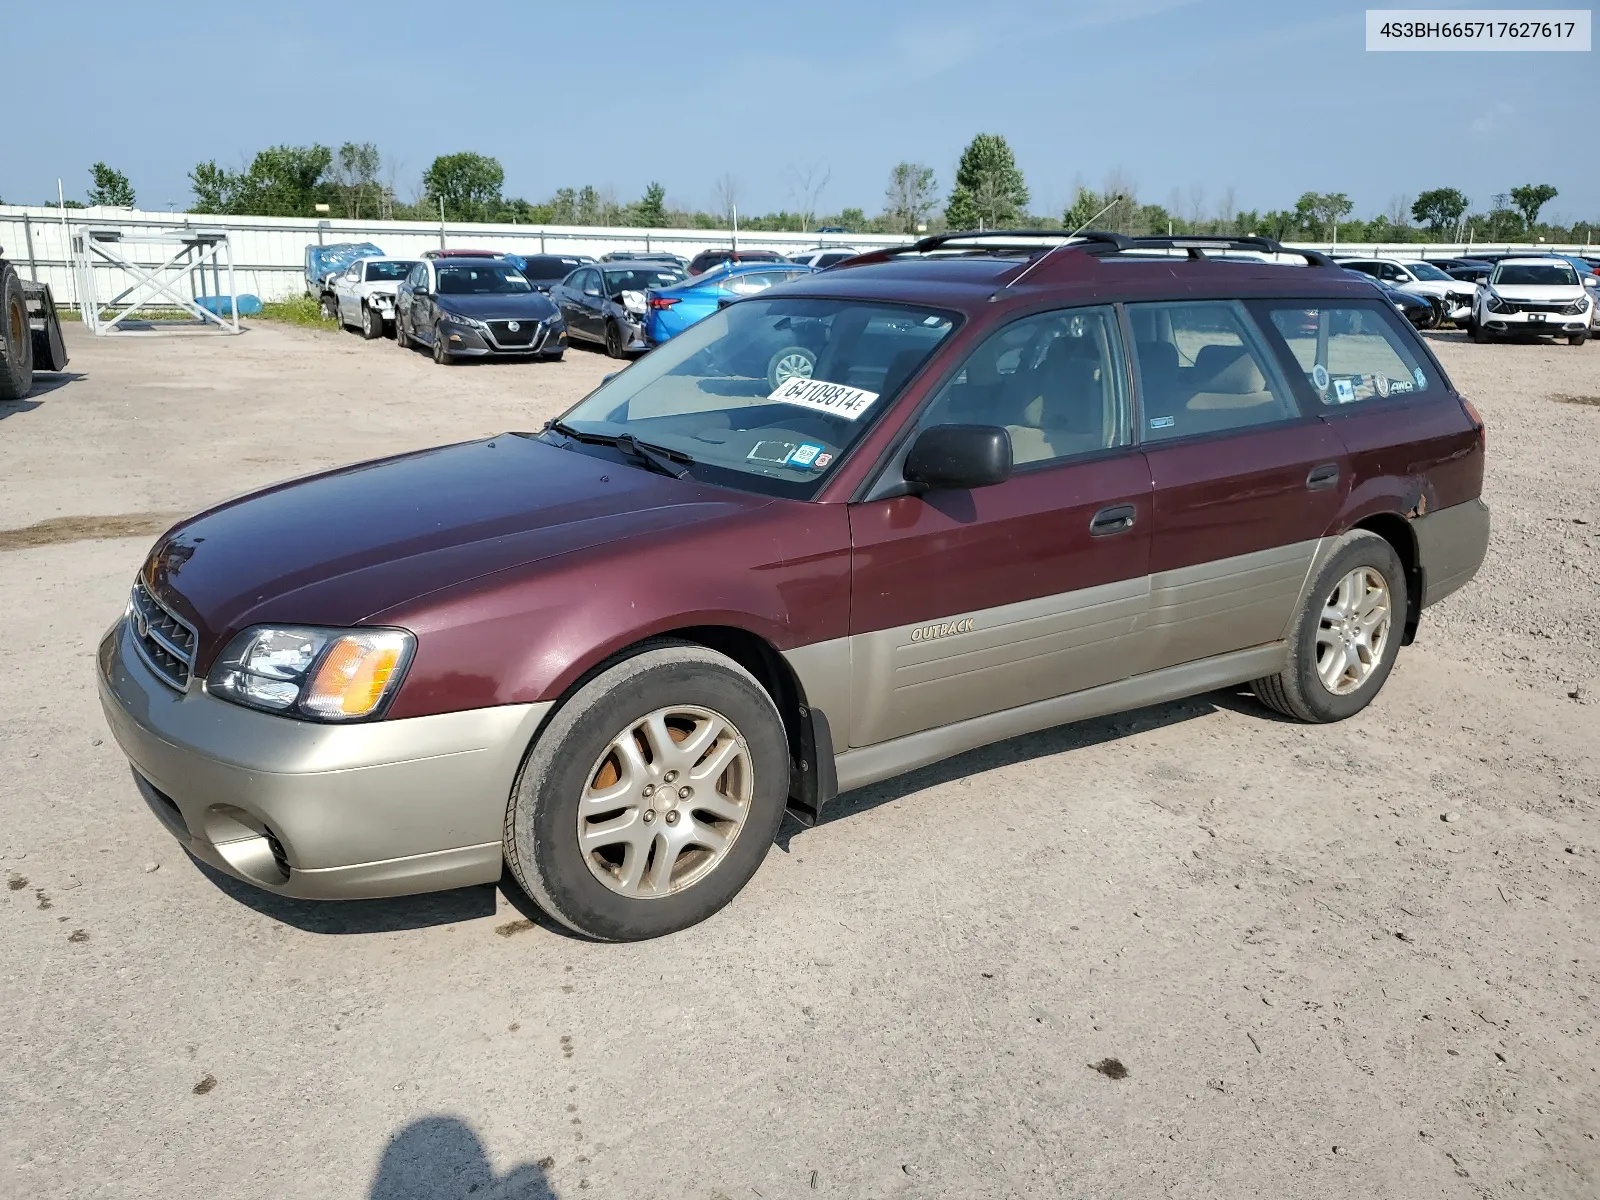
[301,631,411,719]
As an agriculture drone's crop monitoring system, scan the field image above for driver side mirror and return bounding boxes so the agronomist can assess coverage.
[903,425,1012,491]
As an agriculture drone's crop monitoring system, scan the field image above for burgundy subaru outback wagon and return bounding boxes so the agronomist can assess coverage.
[99,232,1490,941]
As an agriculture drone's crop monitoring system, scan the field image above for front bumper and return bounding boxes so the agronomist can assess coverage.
[1478,307,1590,334]
[443,319,567,357]
[97,617,552,899]
[1414,497,1490,609]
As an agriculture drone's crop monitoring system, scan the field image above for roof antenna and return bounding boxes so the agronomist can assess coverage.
[1003,195,1128,292]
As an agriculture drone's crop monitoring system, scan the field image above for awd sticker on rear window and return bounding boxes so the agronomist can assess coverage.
[768,377,880,421]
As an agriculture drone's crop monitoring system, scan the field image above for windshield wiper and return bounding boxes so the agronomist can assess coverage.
[544,421,693,479]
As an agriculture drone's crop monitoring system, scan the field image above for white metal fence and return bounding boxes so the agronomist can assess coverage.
[2,203,1594,308]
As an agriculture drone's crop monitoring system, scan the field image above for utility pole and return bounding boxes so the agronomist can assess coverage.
[438,198,447,251]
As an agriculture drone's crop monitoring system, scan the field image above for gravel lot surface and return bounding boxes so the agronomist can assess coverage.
[1,323,1596,1199]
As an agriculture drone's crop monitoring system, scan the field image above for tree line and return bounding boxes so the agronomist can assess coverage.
[23,138,1593,244]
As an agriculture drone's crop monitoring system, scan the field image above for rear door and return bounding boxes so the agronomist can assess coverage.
[846,305,1153,748]
[1129,299,1349,671]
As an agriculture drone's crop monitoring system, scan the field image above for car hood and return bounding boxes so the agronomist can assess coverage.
[432,292,560,319]
[144,436,770,664]
[1489,284,1585,302]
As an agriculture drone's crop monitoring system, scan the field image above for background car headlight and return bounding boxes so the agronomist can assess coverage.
[208,626,414,720]
[438,310,487,330]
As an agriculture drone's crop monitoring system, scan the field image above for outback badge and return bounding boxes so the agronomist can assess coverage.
[910,617,975,643]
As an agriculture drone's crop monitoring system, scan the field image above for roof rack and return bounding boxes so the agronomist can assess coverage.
[1120,235,1335,267]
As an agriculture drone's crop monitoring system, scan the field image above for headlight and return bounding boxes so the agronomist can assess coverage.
[1486,294,1515,314]
[208,626,414,721]
[1562,296,1590,315]
[438,310,487,330]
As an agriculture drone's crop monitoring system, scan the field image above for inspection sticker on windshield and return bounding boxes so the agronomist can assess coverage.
[768,377,879,421]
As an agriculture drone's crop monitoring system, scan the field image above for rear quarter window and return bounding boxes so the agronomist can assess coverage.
[1252,299,1438,407]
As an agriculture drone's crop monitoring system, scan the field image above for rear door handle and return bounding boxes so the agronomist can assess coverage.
[1089,504,1137,536]
[1306,463,1341,491]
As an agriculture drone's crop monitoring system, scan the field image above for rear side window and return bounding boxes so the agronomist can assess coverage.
[918,306,1130,466]
[1255,301,1436,406]
[1126,300,1297,442]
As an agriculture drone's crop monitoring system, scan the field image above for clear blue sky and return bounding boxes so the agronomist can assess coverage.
[6,0,1596,224]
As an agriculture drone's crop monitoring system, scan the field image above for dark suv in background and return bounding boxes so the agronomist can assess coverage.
[100,231,1488,941]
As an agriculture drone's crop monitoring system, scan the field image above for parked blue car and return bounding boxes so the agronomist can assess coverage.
[644,261,817,344]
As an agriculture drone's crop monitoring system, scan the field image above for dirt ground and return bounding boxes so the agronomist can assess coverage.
[1,321,1596,1200]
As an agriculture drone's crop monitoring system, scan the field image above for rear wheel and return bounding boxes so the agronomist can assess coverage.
[1251,530,1406,724]
[361,304,385,340]
[765,345,816,392]
[503,643,789,941]
[0,265,32,401]
[320,292,340,323]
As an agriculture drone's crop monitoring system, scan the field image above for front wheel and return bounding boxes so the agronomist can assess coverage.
[0,265,33,401]
[504,643,789,941]
[395,314,411,349]
[320,293,340,324]
[432,324,453,365]
[1470,319,1490,344]
[361,304,385,340]
[604,320,626,359]
[1568,332,1588,347]
[1251,530,1406,723]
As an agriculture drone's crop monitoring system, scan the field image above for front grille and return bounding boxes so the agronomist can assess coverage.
[129,577,198,691]
[486,319,545,349]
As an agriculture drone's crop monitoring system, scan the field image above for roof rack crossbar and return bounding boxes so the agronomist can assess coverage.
[1122,235,1335,267]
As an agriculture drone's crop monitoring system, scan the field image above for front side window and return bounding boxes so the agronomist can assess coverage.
[435,263,531,295]
[549,298,958,499]
[917,306,1130,466]
[1127,301,1297,441]
[1256,300,1436,406]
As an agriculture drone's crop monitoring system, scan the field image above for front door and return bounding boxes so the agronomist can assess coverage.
[1127,299,1348,670]
[846,305,1153,748]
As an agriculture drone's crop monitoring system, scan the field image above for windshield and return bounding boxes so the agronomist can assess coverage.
[366,260,415,281]
[436,263,532,295]
[604,268,686,295]
[1493,263,1578,287]
[549,297,959,499]
[1404,261,1450,281]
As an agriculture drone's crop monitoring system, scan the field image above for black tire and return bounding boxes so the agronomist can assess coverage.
[395,313,412,350]
[1470,319,1490,344]
[1568,332,1588,346]
[541,351,564,363]
[361,303,385,340]
[432,324,452,365]
[765,344,816,392]
[504,643,789,941]
[320,292,340,324]
[604,320,626,359]
[0,265,32,402]
[1251,530,1407,723]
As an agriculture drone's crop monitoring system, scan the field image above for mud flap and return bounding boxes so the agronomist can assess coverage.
[24,282,70,372]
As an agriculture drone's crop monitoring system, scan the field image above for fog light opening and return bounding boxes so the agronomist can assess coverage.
[203,806,291,886]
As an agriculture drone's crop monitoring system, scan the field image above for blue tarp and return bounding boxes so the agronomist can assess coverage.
[306,242,384,285]
[194,294,263,316]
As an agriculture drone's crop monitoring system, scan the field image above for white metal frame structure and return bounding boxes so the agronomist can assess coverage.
[71,226,241,335]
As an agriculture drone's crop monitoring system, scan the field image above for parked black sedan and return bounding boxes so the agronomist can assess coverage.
[549,262,687,357]
[395,258,567,365]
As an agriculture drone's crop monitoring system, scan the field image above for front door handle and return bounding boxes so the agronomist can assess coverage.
[1089,504,1137,536]
[1306,463,1341,491]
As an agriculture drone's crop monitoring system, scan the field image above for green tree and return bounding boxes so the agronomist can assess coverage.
[1294,191,1353,240]
[423,152,505,220]
[1411,187,1469,235]
[332,142,381,219]
[187,145,332,216]
[575,185,601,225]
[87,162,135,207]
[549,188,578,224]
[945,134,1029,230]
[636,181,666,226]
[837,207,867,232]
[883,162,938,233]
[1509,183,1558,231]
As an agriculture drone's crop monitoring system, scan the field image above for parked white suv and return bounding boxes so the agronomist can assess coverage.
[332,256,421,339]
[1337,257,1478,326]
[1469,258,1592,347]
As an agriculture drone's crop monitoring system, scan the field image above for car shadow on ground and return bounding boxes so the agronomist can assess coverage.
[189,856,498,934]
[806,685,1278,837]
[370,1115,559,1200]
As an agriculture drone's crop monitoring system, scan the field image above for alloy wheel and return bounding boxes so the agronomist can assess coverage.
[576,704,753,899]
[1315,567,1392,695]
[772,351,814,386]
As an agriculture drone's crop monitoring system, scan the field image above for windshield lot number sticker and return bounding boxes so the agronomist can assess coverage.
[769,377,880,420]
